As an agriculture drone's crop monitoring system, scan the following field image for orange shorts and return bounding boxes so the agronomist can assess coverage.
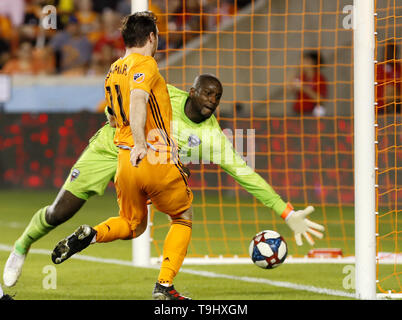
[115,148,193,231]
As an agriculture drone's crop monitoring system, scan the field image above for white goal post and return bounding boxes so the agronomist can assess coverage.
[353,0,377,300]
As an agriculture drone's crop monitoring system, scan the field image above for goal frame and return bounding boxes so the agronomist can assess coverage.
[128,0,401,300]
[353,0,377,300]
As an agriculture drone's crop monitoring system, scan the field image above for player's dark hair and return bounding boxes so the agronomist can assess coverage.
[121,11,157,48]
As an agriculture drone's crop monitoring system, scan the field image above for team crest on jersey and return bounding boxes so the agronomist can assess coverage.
[133,73,145,83]
[70,168,80,182]
[188,134,201,147]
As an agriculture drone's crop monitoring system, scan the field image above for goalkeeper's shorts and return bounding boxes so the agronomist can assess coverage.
[62,145,117,201]
[115,148,193,230]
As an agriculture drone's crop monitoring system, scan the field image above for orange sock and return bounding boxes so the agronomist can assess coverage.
[94,217,133,243]
[158,219,192,285]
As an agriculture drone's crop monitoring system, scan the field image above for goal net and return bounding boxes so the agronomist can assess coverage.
[147,0,354,261]
[374,0,402,297]
[133,0,401,296]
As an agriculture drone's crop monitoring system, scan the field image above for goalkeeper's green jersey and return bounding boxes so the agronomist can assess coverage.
[167,84,287,216]
[99,85,287,216]
[88,122,119,158]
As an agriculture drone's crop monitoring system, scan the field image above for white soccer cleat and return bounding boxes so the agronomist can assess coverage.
[3,250,26,287]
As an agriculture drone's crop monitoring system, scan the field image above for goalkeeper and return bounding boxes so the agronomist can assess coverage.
[3,74,324,288]
[169,74,323,246]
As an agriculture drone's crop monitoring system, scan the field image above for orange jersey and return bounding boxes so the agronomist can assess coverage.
[104,53,174,152]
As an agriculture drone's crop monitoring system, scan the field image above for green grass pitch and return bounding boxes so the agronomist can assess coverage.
[0,190,396,300]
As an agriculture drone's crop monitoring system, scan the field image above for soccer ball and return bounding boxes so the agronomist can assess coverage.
[249,230,288,269]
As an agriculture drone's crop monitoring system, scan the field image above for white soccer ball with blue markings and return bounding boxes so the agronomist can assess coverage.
[249,230,288,269]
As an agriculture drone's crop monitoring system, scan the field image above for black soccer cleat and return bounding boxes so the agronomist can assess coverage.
[0,294,14,301]
[51,225,96,264]
[152,282,191,300]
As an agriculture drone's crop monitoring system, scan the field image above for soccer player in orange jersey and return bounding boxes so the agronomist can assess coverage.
[51,11,193,300]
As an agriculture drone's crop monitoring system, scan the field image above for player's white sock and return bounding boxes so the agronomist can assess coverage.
[0,283,4,298]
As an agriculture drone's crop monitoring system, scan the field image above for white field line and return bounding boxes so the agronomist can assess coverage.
[180,268,357,299]
[0,220,27,229]
[0,244,135,267]
[0,243,356,299]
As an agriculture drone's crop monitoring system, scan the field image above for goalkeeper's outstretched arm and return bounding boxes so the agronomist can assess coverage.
[213,129,324,246]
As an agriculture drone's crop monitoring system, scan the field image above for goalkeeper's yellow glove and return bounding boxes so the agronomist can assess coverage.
[281,203,325,246]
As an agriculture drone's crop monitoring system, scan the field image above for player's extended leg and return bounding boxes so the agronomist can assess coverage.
[51,183,147,264]
[15,189,85,255]
[15,189,86,255]
[5,126,118,286]
[51,214,149,264]
[3,189,86,287]
[4,123,117,287]
[50,164,148,264]
[74,202,194,300]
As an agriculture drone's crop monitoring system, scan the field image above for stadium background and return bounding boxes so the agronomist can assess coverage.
[1,0,357,202]
[0,0,400,296]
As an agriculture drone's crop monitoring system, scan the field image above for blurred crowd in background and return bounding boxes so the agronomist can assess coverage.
[0,0,251,77]
[0,0,399,116]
